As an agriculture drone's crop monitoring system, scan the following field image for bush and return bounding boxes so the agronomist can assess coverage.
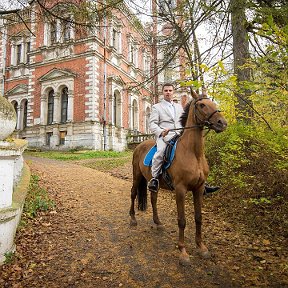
[205,122,288,236]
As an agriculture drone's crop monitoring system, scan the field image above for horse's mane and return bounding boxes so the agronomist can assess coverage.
[180,100,192,128]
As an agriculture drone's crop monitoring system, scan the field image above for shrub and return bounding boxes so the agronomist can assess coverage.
[205,123,288,236]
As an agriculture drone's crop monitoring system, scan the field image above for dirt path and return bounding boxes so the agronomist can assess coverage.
[1,156,287,287]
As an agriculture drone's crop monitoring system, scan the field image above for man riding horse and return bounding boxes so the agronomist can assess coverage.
[148,83,220,194]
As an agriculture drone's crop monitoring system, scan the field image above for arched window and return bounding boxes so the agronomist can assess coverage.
[12,101,18,129]
[13,101,18,115]
[47,90,54,124]
[61,87,68,123]
[113,90,121,127]
[23,99,28,128]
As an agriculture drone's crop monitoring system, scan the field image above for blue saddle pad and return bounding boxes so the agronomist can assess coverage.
[143,141,178,169]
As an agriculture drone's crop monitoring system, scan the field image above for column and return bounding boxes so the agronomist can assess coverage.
[11,44,15,66]
[56,19,61,43]
[53,92,60,123]
[20,39,25,63]
[67,90,74,122]
[16,106,22,130]
[40,95,47,125]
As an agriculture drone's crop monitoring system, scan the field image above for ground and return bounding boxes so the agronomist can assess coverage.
[0,155,287,287]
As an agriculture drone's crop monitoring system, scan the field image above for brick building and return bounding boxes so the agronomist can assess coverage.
[0,1,153,151]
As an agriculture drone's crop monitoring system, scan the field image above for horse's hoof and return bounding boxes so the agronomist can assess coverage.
[156,224,164,231]
[130,219,137,227]
[179,254,191,266]
[199,250,211,259]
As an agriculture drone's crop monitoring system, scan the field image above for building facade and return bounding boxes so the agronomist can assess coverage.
[0,1,153,151]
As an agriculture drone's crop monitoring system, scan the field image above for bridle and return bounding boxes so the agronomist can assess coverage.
[169,98,221,132]
[193,98,221,129]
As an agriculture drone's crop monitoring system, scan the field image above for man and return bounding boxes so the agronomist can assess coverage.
[148,83,220,195]
[148,83,183,192]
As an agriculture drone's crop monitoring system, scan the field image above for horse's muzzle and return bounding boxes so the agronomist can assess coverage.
[213,119,227,133]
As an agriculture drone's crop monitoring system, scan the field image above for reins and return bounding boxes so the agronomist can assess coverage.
[168,125,204,131]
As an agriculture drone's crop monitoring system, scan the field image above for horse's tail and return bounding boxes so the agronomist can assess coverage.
[137,176,147,211]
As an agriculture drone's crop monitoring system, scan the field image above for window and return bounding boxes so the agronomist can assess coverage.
[112,28,117,48]
[47,90,54,124]
[131,45,134,63]
[60,131,66,145]
[45,16,74,46]
[26,42,30,64]
[46,132,52,146]
[50,21,57,44]
[143,50,151,77]
[128,38,137,65]
[61,87,68,123]
[63,18,71,41]
[16,44,21,65]
[109,20,121,53]
[113,91,121,127]
[13,101,18,114]
[23,99,28,128]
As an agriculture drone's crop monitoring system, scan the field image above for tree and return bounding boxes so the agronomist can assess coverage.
[230,0,253,121]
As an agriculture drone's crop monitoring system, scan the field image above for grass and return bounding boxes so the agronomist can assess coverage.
[22,174,55,219]
[4,252,15,265]
[25,150,132,161]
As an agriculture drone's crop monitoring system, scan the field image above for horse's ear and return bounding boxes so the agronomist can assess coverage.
[202,88,207,97]
[191,90,199,99]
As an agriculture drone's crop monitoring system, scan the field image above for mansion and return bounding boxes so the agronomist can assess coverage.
[0,1,189,151]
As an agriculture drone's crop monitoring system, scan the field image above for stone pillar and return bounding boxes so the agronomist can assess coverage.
[67,90,74,122]
[16,106,22,130]
[20,39,25,63]
[53,92,60,123]
[40,95,47,125]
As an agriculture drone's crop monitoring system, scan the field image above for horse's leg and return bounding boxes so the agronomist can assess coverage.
[129,180,138,226]
[175,186,190,266]
[150,191,163,229]
[193,187,210,258]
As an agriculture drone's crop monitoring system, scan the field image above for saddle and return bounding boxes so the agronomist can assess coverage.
[143,135,180,190]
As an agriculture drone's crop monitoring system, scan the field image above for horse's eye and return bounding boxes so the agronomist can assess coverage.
[200,103,205,108]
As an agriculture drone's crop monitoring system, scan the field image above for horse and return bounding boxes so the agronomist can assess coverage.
[129,92,227,266]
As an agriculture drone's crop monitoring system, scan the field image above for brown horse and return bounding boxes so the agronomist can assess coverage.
[129,93,227,266]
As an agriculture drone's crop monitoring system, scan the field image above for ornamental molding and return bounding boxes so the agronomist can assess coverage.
[39,68,76,83]
[6,84,28,96]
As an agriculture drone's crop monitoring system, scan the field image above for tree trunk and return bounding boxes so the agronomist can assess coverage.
[230,0,253,121]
